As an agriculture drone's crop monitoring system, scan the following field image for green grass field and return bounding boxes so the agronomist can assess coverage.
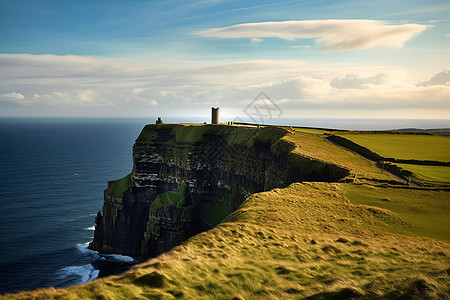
[345,184,450,241]
[339,133,450,162]
[396,163,450,183]
[284,131,395,182]
[292,127,331,135]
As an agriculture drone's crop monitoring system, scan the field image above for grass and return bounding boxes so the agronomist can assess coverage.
[339,133,450,162]
[135,124,290,152]
[155,182,190,207]
[171,124,288,145]
[6,127,450,299]
[207,194,235,227]
[104,174,133,199]
[345,183,450,241]
[284,131,395,182]
[10,182,449,299]
[292,127,331,135]
[395,163,450,183]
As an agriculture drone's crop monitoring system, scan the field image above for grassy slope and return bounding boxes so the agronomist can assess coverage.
[284,131,394,182]
[104,174,132,199]
[333,133,450,183]
[7,129,450,299]
[345,184,450,241]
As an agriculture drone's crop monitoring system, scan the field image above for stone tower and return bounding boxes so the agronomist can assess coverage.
[211,107,219,124]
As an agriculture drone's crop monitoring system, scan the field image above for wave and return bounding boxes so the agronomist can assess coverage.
[67,243,138,283]
[57,264,99,283]
[76,243,99,257]
[77,242,136,263]
[54,244,101,284]
[84,226,95,231]
[101,253,136,264]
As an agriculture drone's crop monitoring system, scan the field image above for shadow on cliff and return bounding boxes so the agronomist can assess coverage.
[89,124,350,262]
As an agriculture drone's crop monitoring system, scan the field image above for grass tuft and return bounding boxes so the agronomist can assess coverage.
[133,271,166,288]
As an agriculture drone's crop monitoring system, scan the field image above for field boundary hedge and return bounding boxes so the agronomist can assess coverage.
[326,135,383,161]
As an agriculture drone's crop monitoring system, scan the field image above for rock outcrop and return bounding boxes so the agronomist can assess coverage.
[90,124,349,258]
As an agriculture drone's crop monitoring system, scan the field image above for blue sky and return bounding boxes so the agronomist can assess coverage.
[0,0,449,121]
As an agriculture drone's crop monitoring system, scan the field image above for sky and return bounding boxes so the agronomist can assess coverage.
[0,0,449,121]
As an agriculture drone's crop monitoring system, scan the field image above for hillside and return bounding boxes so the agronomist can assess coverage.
[6,125,449,299]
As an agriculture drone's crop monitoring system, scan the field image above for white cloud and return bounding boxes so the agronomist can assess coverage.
[1,92,24,100]
[192,19,429,51]
[77,90,94,102]
[330,73,390,89]
[0,54,448,118]
[251,37,263,44]
[291,45,311,48]
[0,92,31,105]
[419,69,450,86]
[132,88,145,95]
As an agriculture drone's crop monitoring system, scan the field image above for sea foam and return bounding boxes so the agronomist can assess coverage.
[57,264,99,283]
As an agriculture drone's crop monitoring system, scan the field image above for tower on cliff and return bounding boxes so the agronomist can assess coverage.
[211,107,219,124]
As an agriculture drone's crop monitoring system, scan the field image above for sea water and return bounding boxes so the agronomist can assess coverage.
[0,117,448,294]
[0,118,152,294]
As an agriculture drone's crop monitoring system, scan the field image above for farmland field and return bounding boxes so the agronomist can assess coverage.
[395,163,450,183]
[292,127,331,135]
[339,134,450,162]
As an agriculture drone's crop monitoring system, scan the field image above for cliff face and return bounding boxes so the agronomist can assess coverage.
[90,124,349,258]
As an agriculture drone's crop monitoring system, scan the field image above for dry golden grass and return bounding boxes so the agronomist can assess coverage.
[8,183,449,299]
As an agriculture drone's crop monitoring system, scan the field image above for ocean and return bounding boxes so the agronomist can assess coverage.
[0,118,151,294]
[0,117,449,294]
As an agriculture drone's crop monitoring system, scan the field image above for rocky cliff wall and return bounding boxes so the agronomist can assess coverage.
[90,124,349,258]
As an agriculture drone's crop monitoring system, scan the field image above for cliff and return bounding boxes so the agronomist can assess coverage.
[10,127,450,299]
[89,124,349,257]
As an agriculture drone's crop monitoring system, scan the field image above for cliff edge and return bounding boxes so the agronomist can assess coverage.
[9,126,449,299]
[89,124,349,258]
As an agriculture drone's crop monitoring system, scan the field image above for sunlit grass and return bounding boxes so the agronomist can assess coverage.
[339,134,450,162]
[292,127,331,135]
[284,131,395,182]
[9,182,449,299]
[395,163,450,183]
[345,183,450,241]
